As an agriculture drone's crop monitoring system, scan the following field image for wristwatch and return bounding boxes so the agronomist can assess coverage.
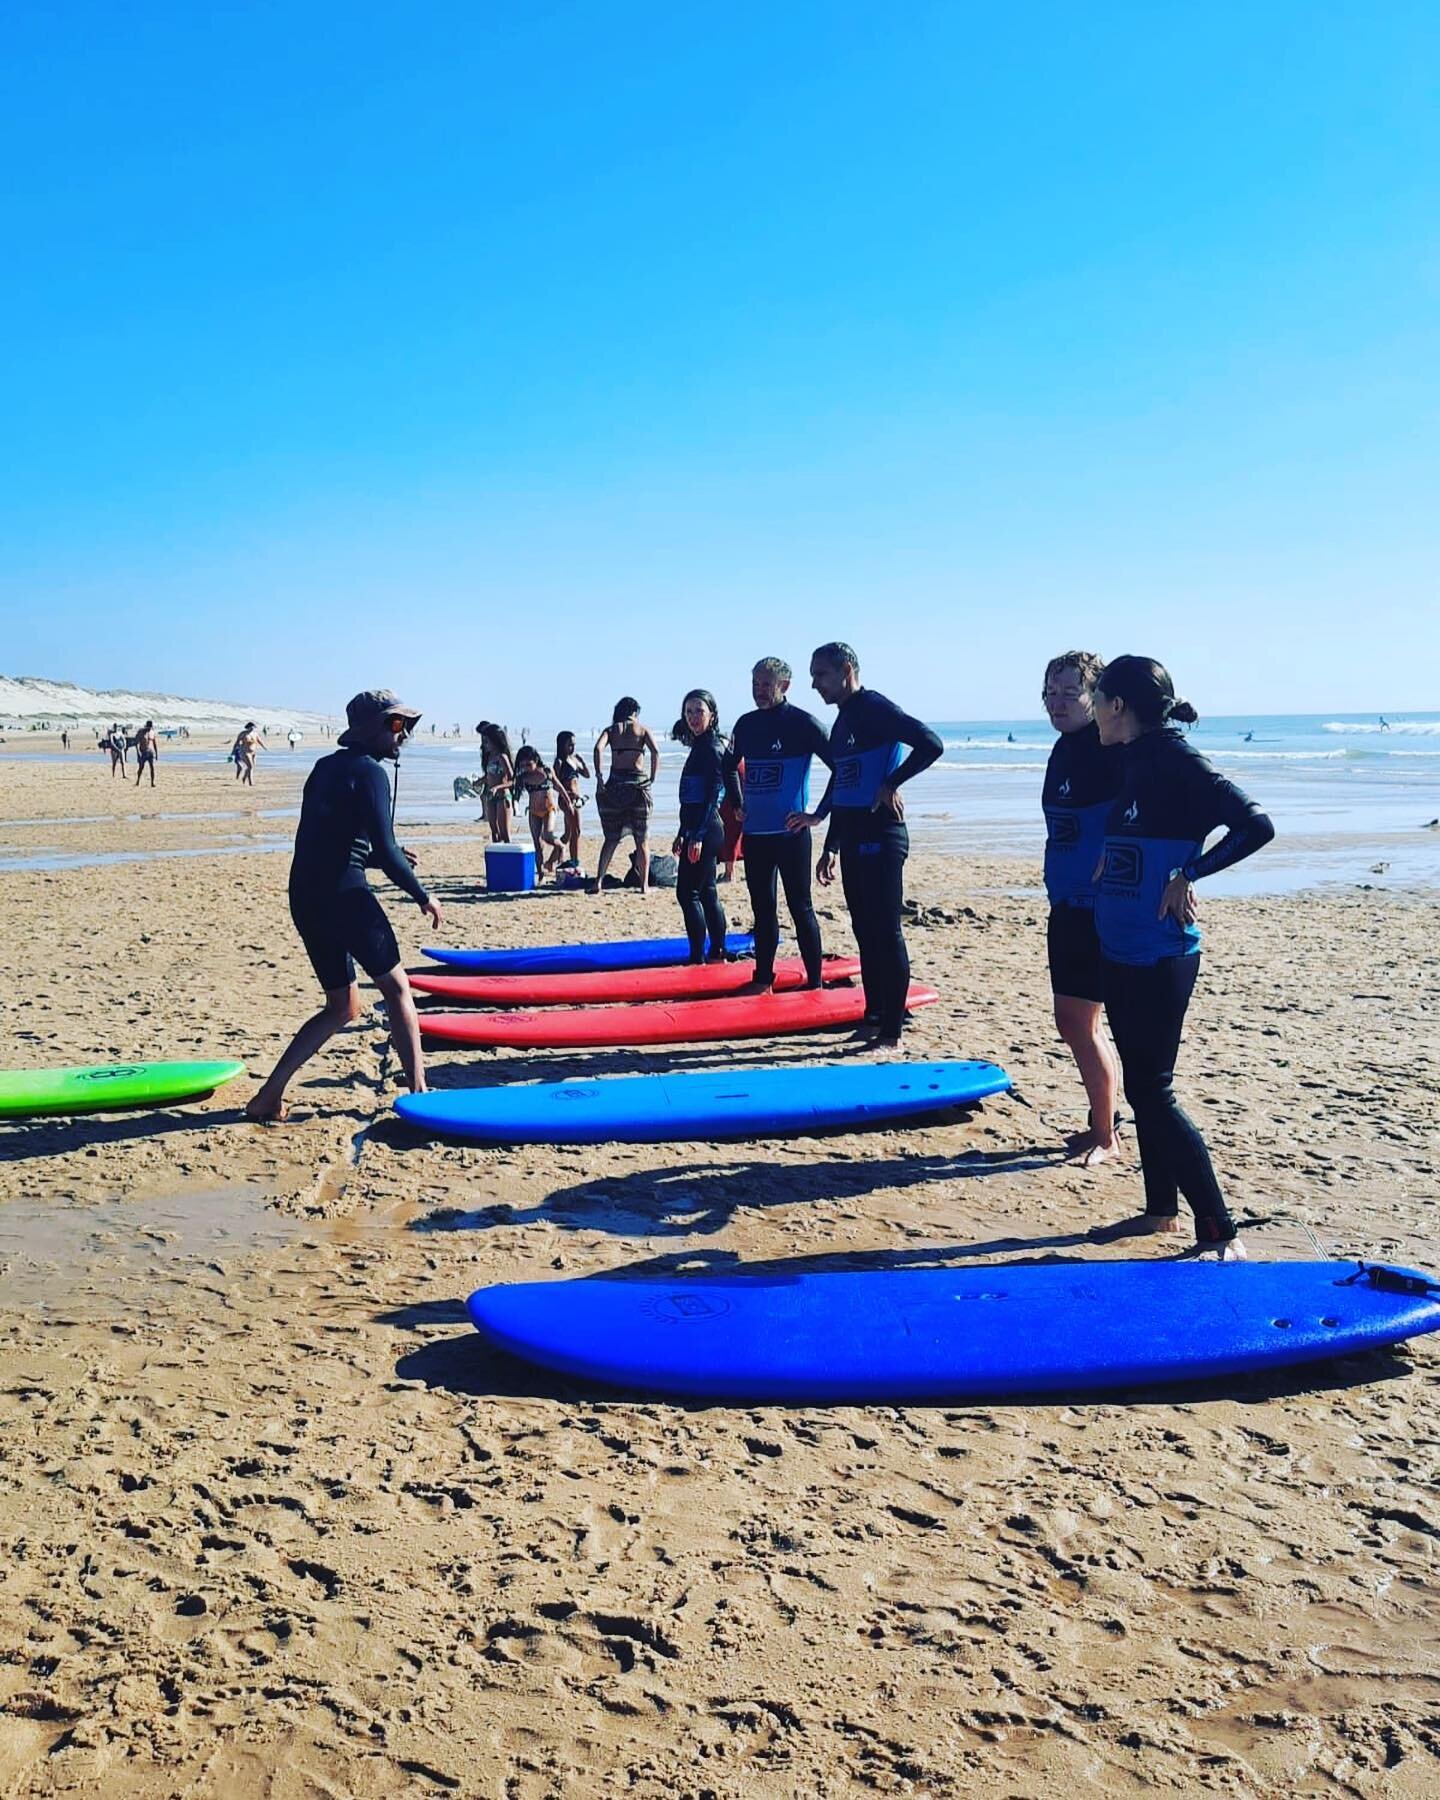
[1168,866,1191,884]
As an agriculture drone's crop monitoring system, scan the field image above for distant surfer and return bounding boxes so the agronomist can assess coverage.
[1379,715,1390,732]
[246,689,442,1123]
[797,642,943,1049]
[670,689,741,962]
[1086,657,1273,1258]
[134,721,158,787]
[1242,731,1253,742]
[1040,650,1122,1166]
[726,656,833,993]
[592,698,661,894]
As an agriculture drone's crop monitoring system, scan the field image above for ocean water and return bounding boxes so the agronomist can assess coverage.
[389,711,1440,899]
[4,714,1434,895]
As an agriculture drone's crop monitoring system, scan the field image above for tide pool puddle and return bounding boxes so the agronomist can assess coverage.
[0,1186,299,1312]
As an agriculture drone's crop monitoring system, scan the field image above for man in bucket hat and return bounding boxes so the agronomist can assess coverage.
[246,690,442,1122]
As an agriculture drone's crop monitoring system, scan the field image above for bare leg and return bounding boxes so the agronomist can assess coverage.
[1054,995,1121,1165]
[633,831,650,895]
[246,983,362,1120]
[374,966,427,1093]
[594,830,624,890]
[566,806,581,865]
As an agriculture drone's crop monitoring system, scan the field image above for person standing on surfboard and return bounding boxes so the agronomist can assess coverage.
[1087,656,1273,1258]
[246,689,443,1123]
[670,689,742,962]
[794,643,943,1049]
[726,656,833,993]
[1041,650,1124,1166]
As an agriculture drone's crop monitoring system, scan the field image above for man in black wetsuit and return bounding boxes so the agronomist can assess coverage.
[246,689,443,1122]
[797,643,943,1048]
[725,656,833,991]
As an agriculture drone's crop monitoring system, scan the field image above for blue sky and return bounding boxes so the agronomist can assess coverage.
[3,1,1437,725]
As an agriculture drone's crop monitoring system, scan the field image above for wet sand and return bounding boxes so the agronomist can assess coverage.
[2,749,1439,1797]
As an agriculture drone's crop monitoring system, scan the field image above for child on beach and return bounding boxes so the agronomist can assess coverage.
[514,745,575,877]
[553,731,590,869]
[477,723,515,843]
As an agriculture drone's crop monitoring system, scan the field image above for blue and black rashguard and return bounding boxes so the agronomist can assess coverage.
[1043,722,1119,907]
[820,690,945,853]
[725,702,832,834]
[1095,729,1274,966]
[676,732,742,849]
[286,747,429,990]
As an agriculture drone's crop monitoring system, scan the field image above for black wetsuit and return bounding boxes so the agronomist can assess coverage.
[288,747,429,990]
[819,690,944,1036]
[1041,722,1121,1002]
[1096,728,1274,1243]
[675,731,742,960]
[726,702,833,984]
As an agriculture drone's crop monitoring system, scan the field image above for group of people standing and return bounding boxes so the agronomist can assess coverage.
[99,721,159,785]
[248,652,1276,1260]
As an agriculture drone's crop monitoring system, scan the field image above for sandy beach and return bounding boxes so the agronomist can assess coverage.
[2,744,1439,1798]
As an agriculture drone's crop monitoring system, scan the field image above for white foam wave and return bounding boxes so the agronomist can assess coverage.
[937,760,1046,771]
[941,738,1044,751]
[1322,719,1440,736]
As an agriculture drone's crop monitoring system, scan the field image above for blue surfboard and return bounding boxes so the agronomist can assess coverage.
[467,1262,1440,1401]
[396,1060,1011,1143]
[421,933,755,974]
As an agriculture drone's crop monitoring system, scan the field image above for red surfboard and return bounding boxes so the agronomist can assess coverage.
[419,983,939,1049]
[410,955,861,1007]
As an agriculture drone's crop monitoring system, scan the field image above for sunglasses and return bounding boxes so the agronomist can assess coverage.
[386,715,415,738]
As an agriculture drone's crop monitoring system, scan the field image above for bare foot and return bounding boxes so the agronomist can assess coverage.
[1070,1138,1124,1168]
[1088,1213,1182,1244]
[736,976,775,996]
[244,1093,290,1123]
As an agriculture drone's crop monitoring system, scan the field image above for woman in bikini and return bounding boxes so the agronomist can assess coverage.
[592,697,661,894]
[477,723,515,844]
[514,745,575,877]
[553,730,590,869]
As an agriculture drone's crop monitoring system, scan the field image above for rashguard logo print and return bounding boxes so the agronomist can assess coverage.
[1102,844,1142,887]
[1050,814,1080,846]
[835,756,861,790]
[770,739,782,753]
[746,763,782,790]
[1058,779,1070,797]
[1123,801,1139,824]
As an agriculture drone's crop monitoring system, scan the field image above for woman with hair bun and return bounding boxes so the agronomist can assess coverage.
[1090,656,1275,1258]
[671,688,742,963]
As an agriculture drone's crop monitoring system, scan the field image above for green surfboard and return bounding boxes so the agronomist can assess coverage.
[0,1060,246,1119]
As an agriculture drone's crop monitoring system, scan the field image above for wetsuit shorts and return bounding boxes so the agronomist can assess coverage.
[1047,902,1104,1003]
[290,887,400,992]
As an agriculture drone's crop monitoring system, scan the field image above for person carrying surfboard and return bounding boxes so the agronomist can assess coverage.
[725,656,833,993]
[1086,656,1274,1258]
[245,689,443,1123]
[794,643,943,1049]
[1040,650,1124,1166]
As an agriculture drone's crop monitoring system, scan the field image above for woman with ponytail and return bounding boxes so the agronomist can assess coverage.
[671,689,742,963]
[1090,656,1274,1257]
